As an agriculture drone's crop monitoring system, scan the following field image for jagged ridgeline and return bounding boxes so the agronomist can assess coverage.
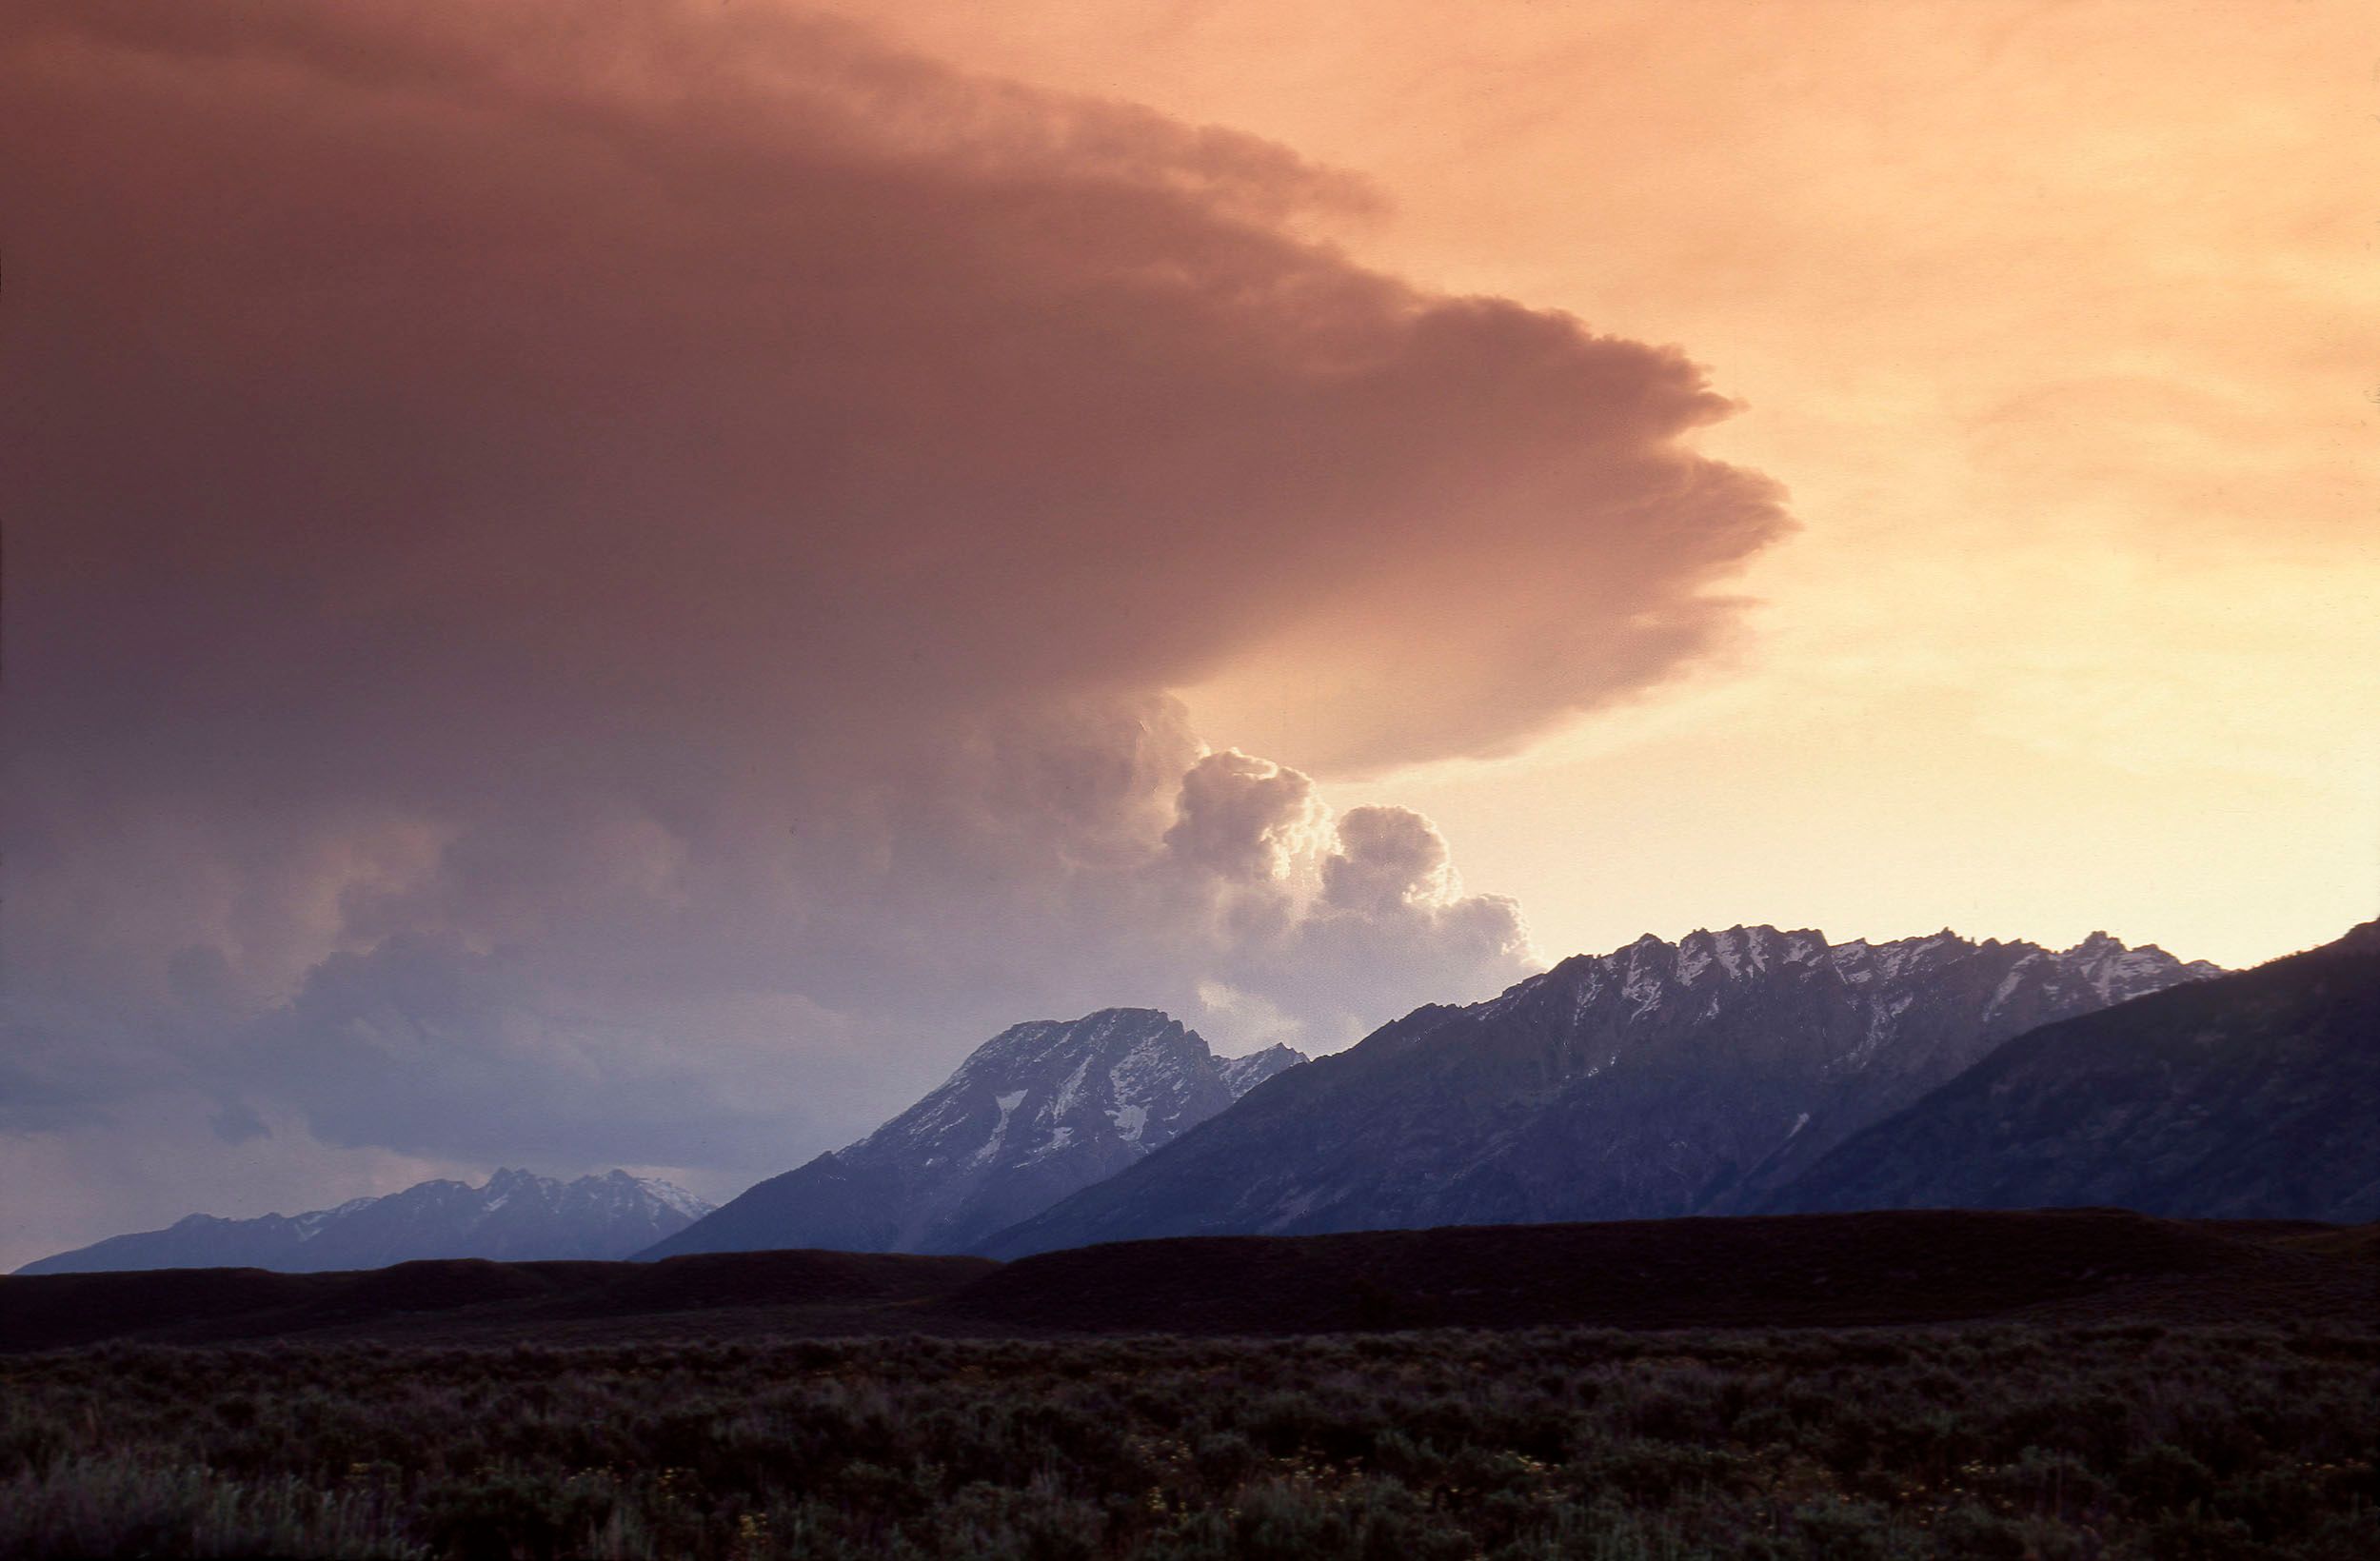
[981,926,2219,1256]
[642,1009,1304,1259]
[1765,920,2380,1221]
[16,1169,713,1275]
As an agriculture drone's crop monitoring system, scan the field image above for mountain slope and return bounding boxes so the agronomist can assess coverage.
[645,1009,1305,1258]
[1763,922,2380,1221]
[17,1169,713,1275]
[981,927,2217,1257]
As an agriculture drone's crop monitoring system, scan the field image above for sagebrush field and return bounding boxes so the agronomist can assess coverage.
[5,1323,2375,1559]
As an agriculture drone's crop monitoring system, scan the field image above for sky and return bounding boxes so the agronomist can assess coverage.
[3,0,2373,1270]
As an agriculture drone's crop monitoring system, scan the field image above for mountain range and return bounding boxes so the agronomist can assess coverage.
[644,1010,1304,1259]
[982,926,2220,1255]
[16,1169,712,1276]
[34,919,2371,1279]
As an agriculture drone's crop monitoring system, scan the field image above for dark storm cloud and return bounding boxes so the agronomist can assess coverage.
[206,1101,271,1147]
[0,1060,110,1136]
[0,1,1788,1219]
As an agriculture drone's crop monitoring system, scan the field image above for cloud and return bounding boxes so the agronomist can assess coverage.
[206,1101,272,1147]
[1164,752,1329,884]
[0,0,1786,1244]
[143,727,1533,1177]
[1321,806,1459,917]
[0,1058,111,1136]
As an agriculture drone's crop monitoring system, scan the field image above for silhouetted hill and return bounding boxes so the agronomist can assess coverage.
[951,1209,2373,1334]
[6,1210,2367,1352]
[0,1250,994,1353]
[1766,922,2380,1221]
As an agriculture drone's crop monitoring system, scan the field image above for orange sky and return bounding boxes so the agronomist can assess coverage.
[865,0,2380,967]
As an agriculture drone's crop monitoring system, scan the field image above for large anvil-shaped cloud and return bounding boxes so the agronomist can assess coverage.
[0,1,1788,1228]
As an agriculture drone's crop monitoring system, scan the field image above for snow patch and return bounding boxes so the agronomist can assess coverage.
[1983,953,2042,1022]
[972,1090,1027,1167]
[636,1178,714,1219]
[1847,992,1915,1065]
[1622,943,1667,1017]
[1107,1031,1190,1116]
[1675,941,1714,985]
[1050,1057,1094,1120]
[1568,960,1612,1022]
[293,1196,378,1241]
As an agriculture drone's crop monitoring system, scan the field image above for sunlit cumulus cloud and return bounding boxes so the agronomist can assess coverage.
[0,0,1786,1250]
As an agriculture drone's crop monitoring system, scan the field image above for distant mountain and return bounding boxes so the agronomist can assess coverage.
[16,1169,713,1275]
[644,1009,1306,1259]
[1218,1043,1306,1098]
[981,927,2218,1257]
[1763,922,2380,1222]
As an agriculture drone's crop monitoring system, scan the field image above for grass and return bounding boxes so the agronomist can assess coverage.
[2,1322,2374,1558]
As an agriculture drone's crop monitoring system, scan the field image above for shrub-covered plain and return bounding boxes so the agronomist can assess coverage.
[3,1324,2374,1559]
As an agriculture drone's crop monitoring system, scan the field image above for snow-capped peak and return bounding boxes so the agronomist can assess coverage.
[18,1168,718,1276]
[1489,923,2223,1095]
[2046,931,2221,1002]
[655,1008,1310,1258]
[629,1176,715,1220]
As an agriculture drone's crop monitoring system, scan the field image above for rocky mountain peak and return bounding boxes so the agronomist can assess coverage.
[2044,932,2222,1003]
[861,1008,1218,1171]
[644,1008,1307,1259]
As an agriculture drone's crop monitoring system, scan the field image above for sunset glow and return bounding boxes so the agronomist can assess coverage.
[2,0,2371,1270]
